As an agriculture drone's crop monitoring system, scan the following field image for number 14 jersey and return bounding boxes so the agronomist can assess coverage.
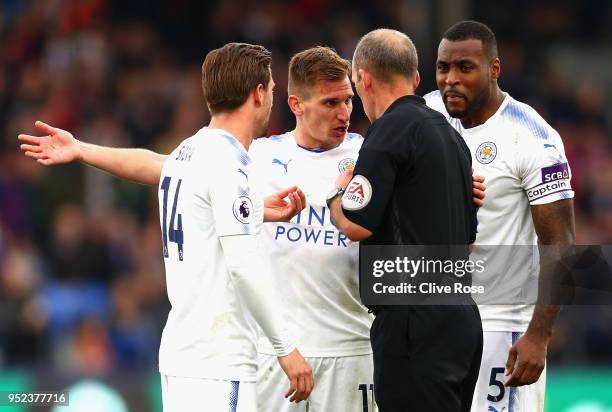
[158,127,264,382]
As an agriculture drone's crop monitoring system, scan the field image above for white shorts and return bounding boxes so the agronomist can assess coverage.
[257,353,377,412]
[471,331,547,412]
[160,374,256,412]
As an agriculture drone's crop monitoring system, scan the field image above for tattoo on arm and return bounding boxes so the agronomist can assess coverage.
[527,199,576,338]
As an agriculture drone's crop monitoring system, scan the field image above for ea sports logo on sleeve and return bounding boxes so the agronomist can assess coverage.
[233,196,253,224]
[342,175,372,211]
[476,141,497,164]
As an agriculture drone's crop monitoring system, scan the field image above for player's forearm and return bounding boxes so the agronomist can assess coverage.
[525,304,560,340]
[329,197,372,241]
[79,141,166,185]
[528,200,576,340]
[220,235,295,357]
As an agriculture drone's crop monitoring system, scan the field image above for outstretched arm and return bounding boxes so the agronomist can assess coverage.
[19,121,306,219]
[18,121,166,185]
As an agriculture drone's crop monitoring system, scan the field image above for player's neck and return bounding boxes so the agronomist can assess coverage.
[292,125,335,150]
[209,112,257,151]
[371,85,415,121]
[461,87,505,128]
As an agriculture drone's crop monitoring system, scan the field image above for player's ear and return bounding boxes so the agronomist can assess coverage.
[361,69,372,90]
[288,95,304,116]
[413,70,421,90]
[254,83,265,106]
[491,58,501,81]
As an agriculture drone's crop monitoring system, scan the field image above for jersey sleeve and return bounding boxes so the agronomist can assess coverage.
[519,128,575,205]
[208,146,262,237]
[342,121,405,232]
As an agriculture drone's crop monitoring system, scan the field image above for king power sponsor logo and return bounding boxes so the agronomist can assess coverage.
[272,205,349,247]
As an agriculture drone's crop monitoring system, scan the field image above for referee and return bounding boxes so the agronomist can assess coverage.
[328,29,482,411]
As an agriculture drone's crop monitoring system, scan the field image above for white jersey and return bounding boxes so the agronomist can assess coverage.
[249,131,373,357]
[425,91,574,331]
[158,127,264,381]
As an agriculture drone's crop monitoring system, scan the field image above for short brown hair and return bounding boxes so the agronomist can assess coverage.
[353,29,418,83]
[201,43,272,115]
[288,46,350,99]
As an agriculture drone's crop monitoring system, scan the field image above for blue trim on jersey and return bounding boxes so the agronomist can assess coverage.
[229,381,239,412]
[297,143,340,152]
[508,332,520,412]
[220,133,251,166]
[346,132,363,140]
[502,101,550,141]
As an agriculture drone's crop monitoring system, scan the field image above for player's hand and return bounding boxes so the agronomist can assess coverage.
[263,186,306,222]
[18,121,82,166]
[335,170,353,190]
[504,332,547,387]
[277,349,314,403]
[472,172,486,207]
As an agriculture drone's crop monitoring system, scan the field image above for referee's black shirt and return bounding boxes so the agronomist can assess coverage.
[343,95,476,247]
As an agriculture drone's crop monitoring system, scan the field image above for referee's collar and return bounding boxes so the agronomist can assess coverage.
[384,95,425,115]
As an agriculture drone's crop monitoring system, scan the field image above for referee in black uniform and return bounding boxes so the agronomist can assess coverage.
[328,29,483,411]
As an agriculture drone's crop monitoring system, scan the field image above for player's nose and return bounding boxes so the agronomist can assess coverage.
[445,68,460,86]
[337,104,350,122]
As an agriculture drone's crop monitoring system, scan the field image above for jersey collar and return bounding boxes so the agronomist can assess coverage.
[384,95,426,115]
[289,130,341,153]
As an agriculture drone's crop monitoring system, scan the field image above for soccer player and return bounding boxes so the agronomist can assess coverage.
[22,42,315,411]
[424,21,576,411]
[249,47,377,412]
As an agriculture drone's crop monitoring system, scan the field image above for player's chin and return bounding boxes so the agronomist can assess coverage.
[446,105,469,119]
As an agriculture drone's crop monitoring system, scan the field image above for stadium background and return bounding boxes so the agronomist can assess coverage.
[0,0,611,411]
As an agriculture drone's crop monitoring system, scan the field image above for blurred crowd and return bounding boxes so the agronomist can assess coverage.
[1,0,611,377]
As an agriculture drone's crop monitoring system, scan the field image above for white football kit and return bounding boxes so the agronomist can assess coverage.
[158,128,292,412]
[250,131,377,412]
[425,91,574,412]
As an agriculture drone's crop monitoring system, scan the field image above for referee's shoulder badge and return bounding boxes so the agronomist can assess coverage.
[233,196,253,224]
[476,141,497,164]
[338,158,356,173]
[342,175,372,210]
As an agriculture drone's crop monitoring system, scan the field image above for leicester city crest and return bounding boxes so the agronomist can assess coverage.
[338,158,356,173]
[476,141,497,164]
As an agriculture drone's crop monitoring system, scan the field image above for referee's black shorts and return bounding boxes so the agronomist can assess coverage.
[370,304,483,412]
